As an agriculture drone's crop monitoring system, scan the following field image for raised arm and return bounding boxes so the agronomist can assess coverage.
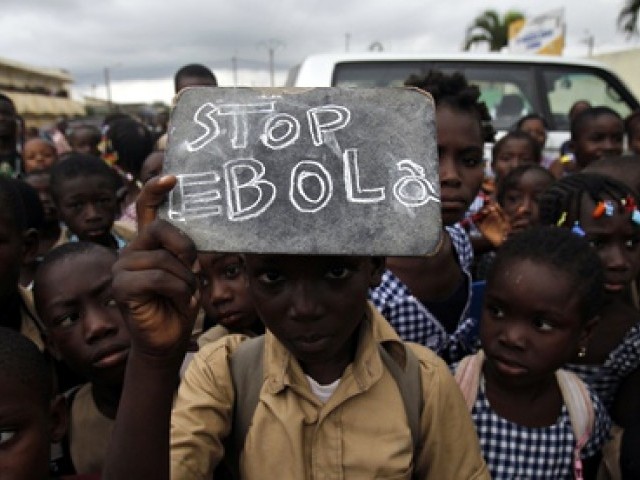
[103,176,200,480]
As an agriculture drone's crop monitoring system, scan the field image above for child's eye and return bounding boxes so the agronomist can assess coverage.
[485,303,505,319]
[0,429,16,445]
[199,274,210,288]
[54,312,80,328]
[625,237,640,249]
[223,263,243,279]
[104,298,118,308]
[326,266,351,280]
[532,315,554,332]
[460,155,483,168]
[258,271,284,285]
[587,238,605,249]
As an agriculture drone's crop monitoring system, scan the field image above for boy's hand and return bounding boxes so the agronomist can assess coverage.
[113,176,200,362]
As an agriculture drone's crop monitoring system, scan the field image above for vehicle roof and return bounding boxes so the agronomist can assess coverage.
[290,52,617,87]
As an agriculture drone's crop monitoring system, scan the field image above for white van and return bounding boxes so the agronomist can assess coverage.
[286,52,639,155]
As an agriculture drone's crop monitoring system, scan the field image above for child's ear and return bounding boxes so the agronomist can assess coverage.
[21,228,39,265]
[49,394,68,443]
[579,315,599,347]
[368,256,386,287]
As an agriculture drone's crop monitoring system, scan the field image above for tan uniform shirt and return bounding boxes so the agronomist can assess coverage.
[19,286,45,351]
[171,303,489,480]
[69,384,115,474]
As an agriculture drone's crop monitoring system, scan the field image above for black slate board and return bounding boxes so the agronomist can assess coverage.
[159,86,441,255]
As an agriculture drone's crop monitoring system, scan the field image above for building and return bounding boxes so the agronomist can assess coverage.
[0,56,85,127]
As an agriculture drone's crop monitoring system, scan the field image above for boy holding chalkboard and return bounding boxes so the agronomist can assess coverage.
[103,175,489,479]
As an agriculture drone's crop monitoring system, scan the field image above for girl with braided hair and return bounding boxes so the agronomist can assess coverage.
[538,172,640,412]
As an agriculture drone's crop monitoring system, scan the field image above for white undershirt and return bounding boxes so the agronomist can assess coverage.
[306,375,341,403]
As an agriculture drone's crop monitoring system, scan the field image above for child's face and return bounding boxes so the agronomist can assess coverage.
[481,259,590,388]
[628,121,640,156]
[519,118,546,148]
[437,105,485,226]
[243,254,383,376]
[36,250,130,386]
[572,114,624,168]
[55,175,118,246]
[0,374,61,480]
[578,195,640,295]
[22,139,56,174]
[24,174,57,224]
[492,138,537,181]
[69,129,100,156]
[0,211,25,301]
[501,170,553,235]
[197,252,259,332]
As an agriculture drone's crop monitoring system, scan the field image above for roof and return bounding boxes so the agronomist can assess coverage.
[0,90,85,117]
[0,56,73,82]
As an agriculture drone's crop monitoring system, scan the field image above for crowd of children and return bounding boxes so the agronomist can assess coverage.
[0,64,640,479]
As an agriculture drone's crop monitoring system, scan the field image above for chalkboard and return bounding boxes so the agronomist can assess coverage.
[159,87,441,255]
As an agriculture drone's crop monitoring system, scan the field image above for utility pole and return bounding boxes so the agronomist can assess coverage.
[345,33,351,52]
[260,39,284,87]
[583,31,594,57]
[104,67,112,110]
[231,55,238,86]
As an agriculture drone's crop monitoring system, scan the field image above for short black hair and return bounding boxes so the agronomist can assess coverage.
[487,226,605,322]
[104,117,154,178]
[49,153,119,203]
[584,155,640,196]
[0,176,27,231]
[0,326,53,406]
[538,172,640,229]
[571,106,622,140]
[404,70,495,142]
[496,164,555,206]
[174,63,217,92]
[492,130,542,165]
[67,123,101,146]
[515,112,549,130]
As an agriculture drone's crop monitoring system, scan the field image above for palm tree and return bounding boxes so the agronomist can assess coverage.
[618,0,640,36]
[463,9,525,51]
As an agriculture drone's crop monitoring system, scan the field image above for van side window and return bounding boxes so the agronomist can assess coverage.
[543,69,633,129]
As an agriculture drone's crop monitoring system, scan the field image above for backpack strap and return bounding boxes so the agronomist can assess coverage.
[215,335,265,480]
[377,343,423,457]
[555,369,595,480]
[453,350,485,410]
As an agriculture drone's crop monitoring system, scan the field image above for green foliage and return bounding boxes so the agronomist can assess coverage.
[463,9,525,51]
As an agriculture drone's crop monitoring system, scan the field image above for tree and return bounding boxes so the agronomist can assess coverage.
[463,9,525,51]
[618,0,640,37]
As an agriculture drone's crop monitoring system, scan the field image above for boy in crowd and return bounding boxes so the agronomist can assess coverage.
[49,153,127,250]
[34,242,130,475]
[0,327,68,480]
[103,176,489,479]
[0,176,44,349]
[23,137,58,174]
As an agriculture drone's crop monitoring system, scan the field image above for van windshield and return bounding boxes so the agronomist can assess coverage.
[332,60,636,132]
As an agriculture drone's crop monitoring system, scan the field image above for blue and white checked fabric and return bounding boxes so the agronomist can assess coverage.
[369,224,480,363]
[473,381,611,480]
[566,322,640,410]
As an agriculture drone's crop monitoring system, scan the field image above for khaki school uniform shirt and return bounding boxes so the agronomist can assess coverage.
[171,303,489,480]
[19,286,45,351]
[69,384,114,474]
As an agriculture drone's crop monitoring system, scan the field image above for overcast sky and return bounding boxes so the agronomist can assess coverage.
[1,0,638,104]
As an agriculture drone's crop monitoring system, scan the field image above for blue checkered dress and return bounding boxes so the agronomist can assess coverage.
[566,322,640,411]
[473,378,611,480]
[369,224,480,362]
